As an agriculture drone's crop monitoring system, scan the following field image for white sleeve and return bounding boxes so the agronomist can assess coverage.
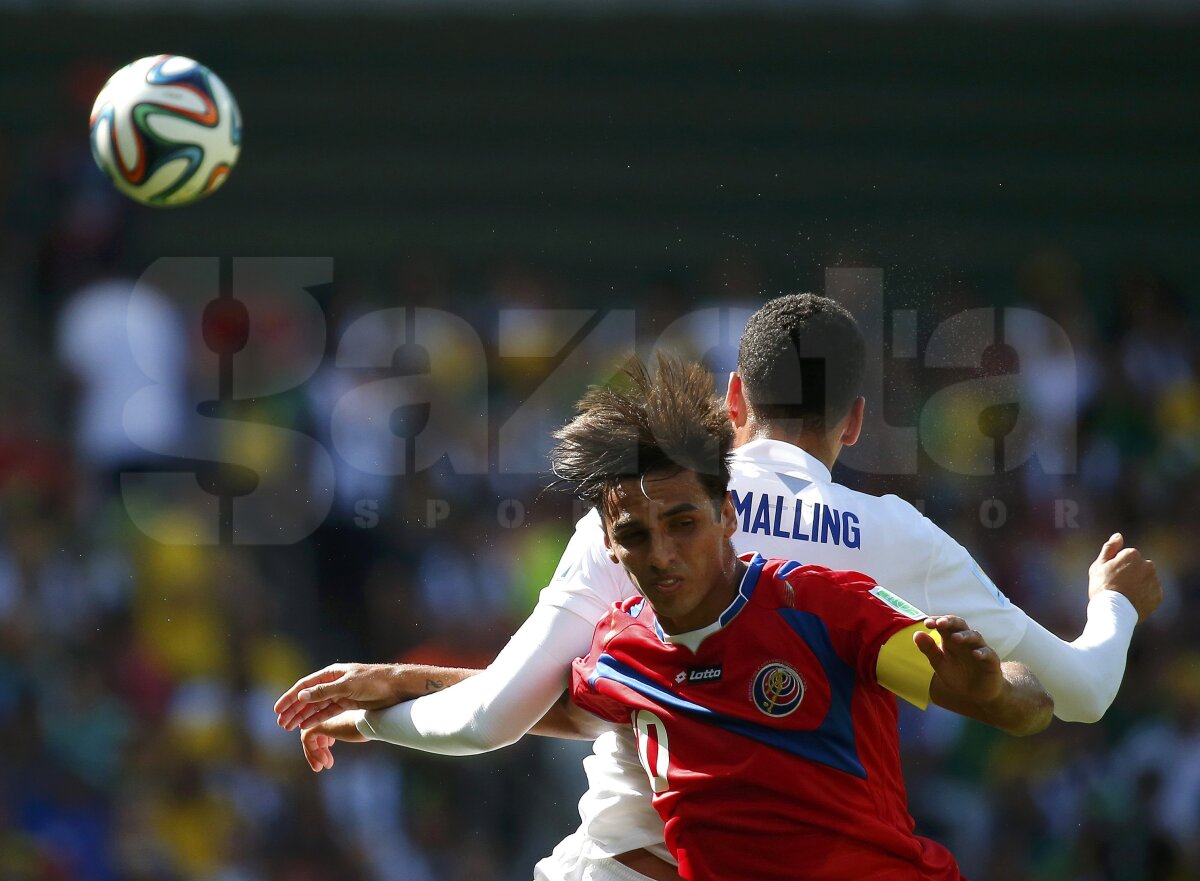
[919,517,1028,658]
[1005,590,1138,723]
[354,514,629,755]
[919,515,1139,723]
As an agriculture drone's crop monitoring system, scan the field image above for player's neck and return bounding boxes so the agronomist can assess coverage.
[740,419,839,472]
[656,555,748,636]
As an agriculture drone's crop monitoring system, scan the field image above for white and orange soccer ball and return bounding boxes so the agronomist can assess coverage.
[89,55,241,207]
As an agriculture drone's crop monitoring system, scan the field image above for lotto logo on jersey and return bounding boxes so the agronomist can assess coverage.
[752,662,805,717]
[675,665,723,685]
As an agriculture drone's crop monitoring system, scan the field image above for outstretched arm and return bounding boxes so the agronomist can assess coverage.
[915,616,1054,737]
[922,523,1160,724]
[1005,534,1159,723]
[300,686,619,770]
[350,602,598,755]
[295,661,608,771]
[277,515,628,764]
[275,663,481,732]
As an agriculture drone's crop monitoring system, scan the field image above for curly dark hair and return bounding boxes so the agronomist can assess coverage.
[737,293,865,431]
[550,354,733,519]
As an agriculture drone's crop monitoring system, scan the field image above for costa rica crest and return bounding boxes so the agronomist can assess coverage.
[751,662,805,717]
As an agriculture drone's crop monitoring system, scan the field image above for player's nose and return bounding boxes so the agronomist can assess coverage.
[646,530,677,571]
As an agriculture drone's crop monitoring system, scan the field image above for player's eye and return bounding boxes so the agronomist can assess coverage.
[671,518,695,532]
[617,529,647,547]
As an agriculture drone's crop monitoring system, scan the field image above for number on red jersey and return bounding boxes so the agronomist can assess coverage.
[632,709,670,794]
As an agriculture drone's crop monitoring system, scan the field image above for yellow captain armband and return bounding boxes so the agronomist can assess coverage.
[876,624,941,710]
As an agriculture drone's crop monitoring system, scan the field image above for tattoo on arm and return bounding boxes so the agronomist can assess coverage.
[425,678,445,692]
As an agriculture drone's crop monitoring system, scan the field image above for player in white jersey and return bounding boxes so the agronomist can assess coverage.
[277,294,1161,881]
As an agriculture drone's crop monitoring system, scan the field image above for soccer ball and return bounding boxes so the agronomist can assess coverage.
[89,55,241,207]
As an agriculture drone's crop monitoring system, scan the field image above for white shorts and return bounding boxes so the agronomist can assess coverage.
[533,831,661,881]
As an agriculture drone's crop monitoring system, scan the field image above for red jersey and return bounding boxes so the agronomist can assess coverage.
[570,554,963,881]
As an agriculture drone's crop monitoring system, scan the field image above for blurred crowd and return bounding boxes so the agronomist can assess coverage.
[1,100,1199,881]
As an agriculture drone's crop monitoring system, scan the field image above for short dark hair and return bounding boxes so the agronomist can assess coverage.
[737,293,865,431]
[550,354,733,519]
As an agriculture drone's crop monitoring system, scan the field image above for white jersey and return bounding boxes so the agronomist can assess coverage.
[359,436,1135,871]
[540,438,1029,861]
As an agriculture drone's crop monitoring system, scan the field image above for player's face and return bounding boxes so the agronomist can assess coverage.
[603,469,740,634]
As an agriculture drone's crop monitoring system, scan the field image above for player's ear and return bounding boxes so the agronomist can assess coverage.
[726,372,747,429]
[840,396,865,447]
[602,528,620,564]
[720,492,737,540]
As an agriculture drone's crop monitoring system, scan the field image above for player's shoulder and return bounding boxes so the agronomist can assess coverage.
[783,561,880,598]
[551,508,603,559]
[552,509,621,584]
[598,596,656,642]
[573,507,604,535]
[751,558,929,636]
[832,484,926,526]
[750,557,878,609]
[831,487,939,554]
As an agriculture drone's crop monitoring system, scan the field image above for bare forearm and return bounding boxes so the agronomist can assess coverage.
[392,665,481,701]
[932,662,1053,736]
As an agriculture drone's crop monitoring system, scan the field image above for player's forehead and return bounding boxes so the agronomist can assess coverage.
[604,469,712,527]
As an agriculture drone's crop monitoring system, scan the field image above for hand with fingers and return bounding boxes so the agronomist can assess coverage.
[1088,533,1162,623]
[915,615,1005,706]
[300,711,368,773]
[275,663,406,732]
[916,615,1053,736]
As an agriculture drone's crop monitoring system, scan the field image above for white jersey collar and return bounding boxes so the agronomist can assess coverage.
[732,438,833,484]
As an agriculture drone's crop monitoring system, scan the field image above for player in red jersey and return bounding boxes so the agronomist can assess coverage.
[544,355,1053,881]
[295,353,1054,880]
